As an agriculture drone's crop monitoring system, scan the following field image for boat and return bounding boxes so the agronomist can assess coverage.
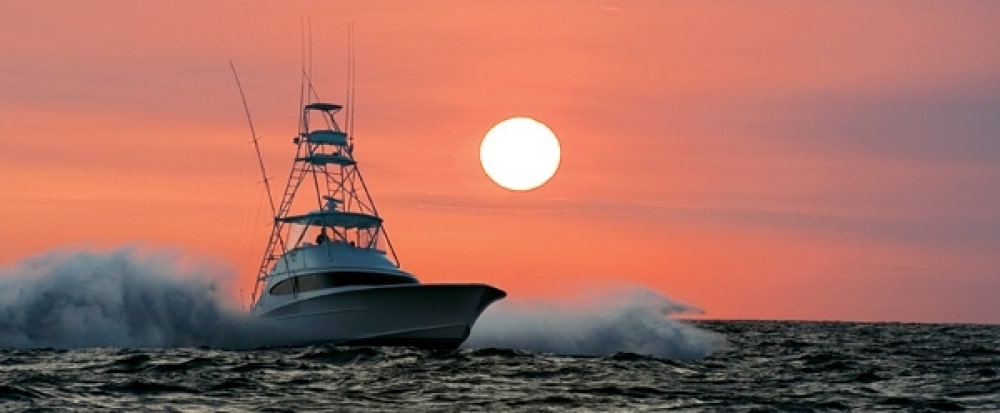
[247,99,505,350]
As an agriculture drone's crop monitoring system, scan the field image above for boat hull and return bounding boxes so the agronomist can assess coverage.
[255,284,505,349]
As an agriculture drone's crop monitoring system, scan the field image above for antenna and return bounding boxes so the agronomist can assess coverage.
[229,60,278,220]
[299,18,331,129]
[298,18,306,122]
[308,17,314,93]
[346,22,356,140]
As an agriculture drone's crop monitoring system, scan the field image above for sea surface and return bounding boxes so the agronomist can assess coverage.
[2,321,998,411]
[1,251,997,410]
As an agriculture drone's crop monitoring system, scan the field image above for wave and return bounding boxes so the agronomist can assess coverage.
[0,246,271,349]
[464,287,726,360]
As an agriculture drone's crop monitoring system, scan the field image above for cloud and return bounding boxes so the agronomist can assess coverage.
[387,190,1000,252]
[757,79,1000,164]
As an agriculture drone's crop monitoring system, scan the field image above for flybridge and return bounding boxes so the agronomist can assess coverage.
[250,101,399,303]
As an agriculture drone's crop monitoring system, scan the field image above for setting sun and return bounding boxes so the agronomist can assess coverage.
[479,117,561,191]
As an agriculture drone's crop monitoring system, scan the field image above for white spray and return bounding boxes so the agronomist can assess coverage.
[0,246,274,349]
[464,287,726,360]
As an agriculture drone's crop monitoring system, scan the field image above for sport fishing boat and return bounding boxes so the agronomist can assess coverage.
[247,100,505,349]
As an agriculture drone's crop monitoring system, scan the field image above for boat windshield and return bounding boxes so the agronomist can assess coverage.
[288,223,384,250]
[289,224,335,248]
[289,224,308,248]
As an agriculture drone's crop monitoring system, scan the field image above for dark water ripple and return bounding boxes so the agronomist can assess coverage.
[1,321,997,411]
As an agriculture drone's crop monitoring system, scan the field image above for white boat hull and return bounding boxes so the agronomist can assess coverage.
[255,283,505,349]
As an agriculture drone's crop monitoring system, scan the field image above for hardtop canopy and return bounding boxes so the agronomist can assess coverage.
[305,102,343,112]
[277,210,382,229]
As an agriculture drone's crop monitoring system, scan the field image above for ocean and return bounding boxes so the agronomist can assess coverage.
[1,249,998,410]
[2,321,997,411]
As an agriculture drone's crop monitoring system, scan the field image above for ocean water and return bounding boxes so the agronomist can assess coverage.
[1,249,998,410]
[1,321,997,411]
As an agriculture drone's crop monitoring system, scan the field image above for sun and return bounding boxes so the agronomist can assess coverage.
[480,117,561,191]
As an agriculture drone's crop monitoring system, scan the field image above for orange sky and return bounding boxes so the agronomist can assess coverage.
[2,1,999,323]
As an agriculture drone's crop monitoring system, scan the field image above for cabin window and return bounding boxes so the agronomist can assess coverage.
[329,272,415,288]
[270,278,296,295]
[297,273,336,292]
[269,272,416,295]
